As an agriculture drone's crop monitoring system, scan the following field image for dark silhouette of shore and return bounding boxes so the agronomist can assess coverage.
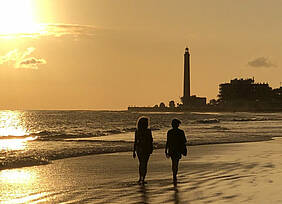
[128,78,282,113]
[128,47,282,112]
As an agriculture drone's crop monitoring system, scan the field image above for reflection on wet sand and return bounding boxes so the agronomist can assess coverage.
[0,169,35,184]
[0,168,40,203]
[139,184,148,204]
[173,184,180,204]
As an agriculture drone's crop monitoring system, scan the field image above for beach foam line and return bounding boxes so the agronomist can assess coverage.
[0,133,274,171]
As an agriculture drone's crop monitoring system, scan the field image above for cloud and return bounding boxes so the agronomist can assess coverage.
[0,23,99,39]
[44,24,97,38]
[0,47,46,69]
[19,57,47,69]
[248,57,276,68]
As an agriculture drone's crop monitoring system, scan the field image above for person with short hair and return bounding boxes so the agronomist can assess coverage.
[165,119,187,183]
[133,116,153,184]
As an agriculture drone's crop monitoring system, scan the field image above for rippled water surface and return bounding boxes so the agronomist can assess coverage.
[1,110,282,170]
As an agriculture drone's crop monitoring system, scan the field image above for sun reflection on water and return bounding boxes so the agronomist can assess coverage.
[0,111,36,151]
[0,169,35,184]
[0,111,29,136]
[0,137,37,150]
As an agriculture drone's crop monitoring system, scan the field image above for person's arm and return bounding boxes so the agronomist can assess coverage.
[182,130,187,144]
[149,129,153,153]
[133,131,137,158]
[182,130,188,156]
[165,131,169,158]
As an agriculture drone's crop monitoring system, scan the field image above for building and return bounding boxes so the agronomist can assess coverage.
[128,47,207,112]
[182,47,191,106]
[181,47,206,107]
[218,78,273,104]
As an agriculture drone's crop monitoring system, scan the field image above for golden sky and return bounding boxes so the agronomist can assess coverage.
[0,0,281,110]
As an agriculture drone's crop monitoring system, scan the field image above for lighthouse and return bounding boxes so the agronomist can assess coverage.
[183,47,190,106]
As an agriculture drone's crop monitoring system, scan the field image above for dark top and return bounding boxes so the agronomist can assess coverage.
[166,128,187,157]
[134,129,153,155]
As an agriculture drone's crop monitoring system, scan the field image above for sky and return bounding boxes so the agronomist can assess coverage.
[0,0,282,110]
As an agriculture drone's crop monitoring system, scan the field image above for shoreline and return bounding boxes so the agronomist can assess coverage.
[128,106,282,113]
[0,135,275,171]
[2,138,282,203]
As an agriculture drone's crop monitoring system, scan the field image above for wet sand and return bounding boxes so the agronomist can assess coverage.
[1,138,282,203]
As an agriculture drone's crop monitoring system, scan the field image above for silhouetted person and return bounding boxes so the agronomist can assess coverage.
[165,119,187,183]
[133,116,153,185]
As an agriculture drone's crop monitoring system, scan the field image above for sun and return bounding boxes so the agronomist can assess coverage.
[0,0,42,37]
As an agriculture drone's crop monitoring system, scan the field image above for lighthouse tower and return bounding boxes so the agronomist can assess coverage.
[183,47,191,106]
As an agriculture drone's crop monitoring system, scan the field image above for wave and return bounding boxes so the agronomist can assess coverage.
[0,139,166,171]
[207,126,229,131]
[0,156,50,170]
[0,135,32,140]
[32,129,135,140]
[195,118,220,124]
[0,133,274,171]
[231,117,270,122]
[0,140,143,171]
[29,127,161,141]
[31,131,102,140]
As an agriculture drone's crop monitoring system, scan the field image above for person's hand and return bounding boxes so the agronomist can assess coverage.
[165,152,170,158]
[133,151,136,159]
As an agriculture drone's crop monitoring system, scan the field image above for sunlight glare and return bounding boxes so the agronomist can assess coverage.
[0,0,43,37]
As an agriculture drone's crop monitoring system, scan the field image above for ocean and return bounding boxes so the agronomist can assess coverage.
[1,110,282,170]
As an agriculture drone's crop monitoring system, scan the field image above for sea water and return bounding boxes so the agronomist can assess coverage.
[1,110,282,170]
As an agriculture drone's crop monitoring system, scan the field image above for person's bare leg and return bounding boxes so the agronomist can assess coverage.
[138,154,144,184]
[172,158,179,182]
[142,155,150,184]
[138,162,143,183]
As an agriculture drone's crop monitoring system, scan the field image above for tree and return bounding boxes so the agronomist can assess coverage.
[159,102,166,108]
[209,99,217,105]
[169,100,175,108]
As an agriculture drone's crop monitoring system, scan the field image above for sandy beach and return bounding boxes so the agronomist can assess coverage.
[1,138,282,203]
